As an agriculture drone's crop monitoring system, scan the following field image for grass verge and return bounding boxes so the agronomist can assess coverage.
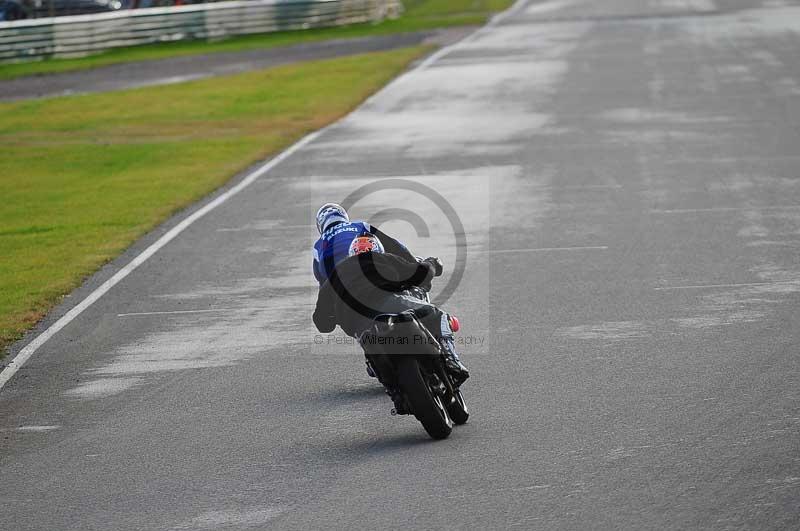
[0,45,429,353]
[0,0,514,80]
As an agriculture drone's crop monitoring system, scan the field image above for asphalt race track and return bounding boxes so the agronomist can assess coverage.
[2,0,800,528]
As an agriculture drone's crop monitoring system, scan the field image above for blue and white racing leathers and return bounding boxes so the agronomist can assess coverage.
[312,221,414,285]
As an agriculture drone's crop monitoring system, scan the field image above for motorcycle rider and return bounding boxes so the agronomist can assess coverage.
[312,204,469,385]
[313,202,419,284]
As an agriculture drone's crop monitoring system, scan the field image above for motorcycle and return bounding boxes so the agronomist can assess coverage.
[360,301,469,440]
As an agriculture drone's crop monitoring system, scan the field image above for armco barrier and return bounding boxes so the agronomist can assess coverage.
[0,0,402,63]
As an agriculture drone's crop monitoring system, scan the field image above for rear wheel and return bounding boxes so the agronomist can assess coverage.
[447,388,469,425]
[396,357,453,439]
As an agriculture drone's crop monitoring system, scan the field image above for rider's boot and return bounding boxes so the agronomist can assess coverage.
[440,314,469,387]
[358,327,379,378]
[386,387,409,415]
[365,357,377,378]
[440,337,470,387]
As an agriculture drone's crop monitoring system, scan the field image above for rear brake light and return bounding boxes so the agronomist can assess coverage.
[448,315,460,333]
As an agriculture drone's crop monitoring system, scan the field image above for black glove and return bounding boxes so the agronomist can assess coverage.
[423,257,444,277]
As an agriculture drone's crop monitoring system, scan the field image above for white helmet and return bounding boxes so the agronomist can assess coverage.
[315,203,349,234]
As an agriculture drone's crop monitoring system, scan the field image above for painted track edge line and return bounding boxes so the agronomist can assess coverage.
[0,0,530,391]
[0,130,321,391]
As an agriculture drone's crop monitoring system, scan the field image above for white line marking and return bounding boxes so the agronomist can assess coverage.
[15,425,60,432]
[516,184,622,192]
[474,246,609,254]
[0,130,322,391]
[217,224,312,232]
[533,184,622,191]
[0,2,519,391]
[664,154,800,164]
[653,205,800,214]
[118,308,243,317]
[117,306,303,317]
[654,280,800,291]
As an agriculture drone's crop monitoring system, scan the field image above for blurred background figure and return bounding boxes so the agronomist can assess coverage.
[0,0,224,19]
[0,0,32,20]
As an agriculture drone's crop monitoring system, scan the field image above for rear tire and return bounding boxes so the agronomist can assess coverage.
[447,388,469,425]
[396,357,453,440]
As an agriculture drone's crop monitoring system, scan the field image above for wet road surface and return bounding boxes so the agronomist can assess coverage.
[2,0,800,528]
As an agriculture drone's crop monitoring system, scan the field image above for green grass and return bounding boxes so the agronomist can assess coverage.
[0,46,429,351]
[0,0,514,80]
